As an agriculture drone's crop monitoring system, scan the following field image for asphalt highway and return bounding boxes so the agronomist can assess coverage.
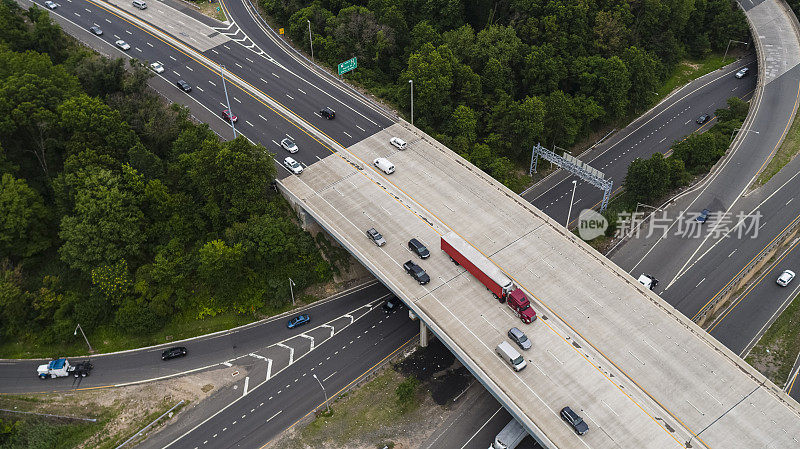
[522,58,757,226]
[0,282,396,394]
[12,0,800,445]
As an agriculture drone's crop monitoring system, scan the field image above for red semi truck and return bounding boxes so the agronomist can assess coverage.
[441,232,536,323]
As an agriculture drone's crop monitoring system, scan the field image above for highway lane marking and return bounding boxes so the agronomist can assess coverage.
[277,343,294,364]
[223,45,231,50]
[211,49,218,54]
[246,57,254,63]
[322,371,336,382]
[260,77,268,84]
[787,198,794,206]
[208,80,216,86]
[696,278,705,287]
[357,125,365,132]
[135,47,142,52]
[286,94,294,100]
[272,72,280,78]
[235,62,243,69]
[234,97,241,103]
[245,120,253,127]
[728,249,737,258]
[266,411,282,422]
[74,12,81,17]
[104,18,110,22]
[298,88,306,95]
[299,334,314,350]
[185,65,193,71]
[343,131,352,138]
[708,238,800,335]
[259,114,267,121]
[169,55,176,61]
[243,376,249,396]
[146,42,153,47]
[195,86,204,92]
[125,29,131,34]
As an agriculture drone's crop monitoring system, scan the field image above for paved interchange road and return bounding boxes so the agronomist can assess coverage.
[4,0,800,447]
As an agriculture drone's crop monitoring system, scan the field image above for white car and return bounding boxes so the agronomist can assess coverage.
[283,157,303,174]
[390,136,407,150]
[374,157,395,174]
[281,138,298,153]
[735,67,749,79]
[115,40,131,51]
[149,61,165,73]
[44,1,57,9]
[777,270,795,287]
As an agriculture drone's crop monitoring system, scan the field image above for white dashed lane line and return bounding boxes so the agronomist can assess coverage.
[146,42,153,47]
[286,94,294,100]
[234,97,242,104]
[259,114,267,121]
[196,86,204,92]
[272,72,280,78]
[208,80,216,86]
[235,62,243,69]
[169,55,176,61]
[245,120,253,127]
[298,88,306,95]
[266,411,282,422]
[186,66,194,72]
[260,77,268,84]
[125,30,132,34]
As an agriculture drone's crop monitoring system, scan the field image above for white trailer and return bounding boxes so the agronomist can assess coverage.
[489,419,527,449]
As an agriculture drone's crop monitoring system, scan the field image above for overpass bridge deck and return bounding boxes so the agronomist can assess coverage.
[280,122,800,449]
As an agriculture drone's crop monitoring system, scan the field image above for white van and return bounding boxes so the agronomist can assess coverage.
[374,157,395,174]
[496,341,526,371]
[132,0,147,9]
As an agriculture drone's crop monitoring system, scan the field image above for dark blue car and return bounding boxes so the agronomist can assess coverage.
[287,314,310,329]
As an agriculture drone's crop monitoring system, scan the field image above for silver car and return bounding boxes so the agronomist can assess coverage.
[366,228,386,246]
[508,327,531,350]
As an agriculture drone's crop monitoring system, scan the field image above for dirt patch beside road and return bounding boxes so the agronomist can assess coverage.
[0,366,239,449]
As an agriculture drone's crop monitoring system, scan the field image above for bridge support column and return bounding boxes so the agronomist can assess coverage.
[420,320,429,347]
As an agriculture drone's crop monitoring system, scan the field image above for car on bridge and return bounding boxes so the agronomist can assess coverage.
[508,327,531,350]
[283,156,303,175]
[115,40,131,51]
[374,157,395,174]
[561,406,589,435]
[89,26,103,35]
[403,260,430,285]
[407,238,429,258]
[287,314,310,329]
[161,347,187,361]
[735,67,750,78]
[366,228,386,246]
[390,137,407,150]
[777,269,795,286]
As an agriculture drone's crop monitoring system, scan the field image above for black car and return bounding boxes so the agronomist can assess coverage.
[560,406,589,435]
[696,208,711,223]
[176,80,192,92]
[696,113,710,125]
[89,26,103,35]
[408,238,430,259]
[162,346,187,361]
[403,260,430,285]
[320,107,335,119]
[384,296,403,312]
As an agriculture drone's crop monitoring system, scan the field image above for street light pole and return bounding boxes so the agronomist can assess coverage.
[565,180,578,228]
[307,20,314,62]
[289,278,296,306]
[74,324,93,353]
[220,65,237,138]
[731,127,760,142]
[312,373,330,412]
[723,39,749,63]
[408,79,413,126]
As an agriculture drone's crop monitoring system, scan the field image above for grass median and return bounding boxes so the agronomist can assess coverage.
[745,293,800,386]
[753,107,800,188]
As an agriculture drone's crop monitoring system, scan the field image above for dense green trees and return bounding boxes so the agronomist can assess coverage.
[0,3,339,349]
[262,0,747,189]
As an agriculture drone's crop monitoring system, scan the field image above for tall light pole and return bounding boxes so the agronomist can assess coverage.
[723,39,749,63]
[289,278,296,306]
[408,79,413,126]
[312,373,330,412]
[220,64,237,138]
[731,127,759,142]
[307,20,314,62]
[565,180,578,228]
[74,324,93,353]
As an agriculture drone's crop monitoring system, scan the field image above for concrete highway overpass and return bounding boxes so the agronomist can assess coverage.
[279,121,800,448]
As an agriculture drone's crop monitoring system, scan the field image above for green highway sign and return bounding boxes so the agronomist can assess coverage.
[338,57,357,75]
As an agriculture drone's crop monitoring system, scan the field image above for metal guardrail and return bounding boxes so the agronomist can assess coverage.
[115,400,185,448]
[693,214,800,324]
